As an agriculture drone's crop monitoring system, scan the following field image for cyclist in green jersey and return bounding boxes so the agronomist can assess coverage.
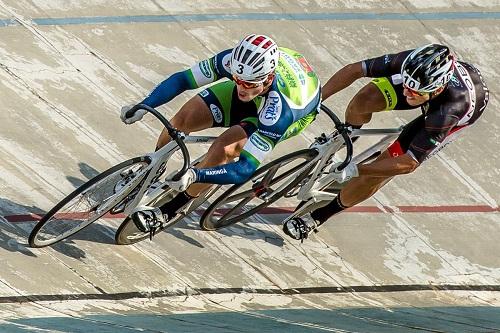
[120,34,321,233]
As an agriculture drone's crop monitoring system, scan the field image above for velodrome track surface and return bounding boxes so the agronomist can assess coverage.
[0,1,499,332]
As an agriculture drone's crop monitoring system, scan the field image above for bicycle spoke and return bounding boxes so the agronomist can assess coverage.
[201,149,318,231]
[220,196,253,219]
[258,164,280,187]
[224,188,256,203]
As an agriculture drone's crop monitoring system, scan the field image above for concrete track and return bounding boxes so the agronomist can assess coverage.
[0,1,499,332]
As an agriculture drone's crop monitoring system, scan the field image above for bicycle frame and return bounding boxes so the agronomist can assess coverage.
[117,135,218,216]
[296,126,403,203]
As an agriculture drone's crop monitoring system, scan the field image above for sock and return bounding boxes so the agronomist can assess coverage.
[310,194,348,224]
[159,191,194,219]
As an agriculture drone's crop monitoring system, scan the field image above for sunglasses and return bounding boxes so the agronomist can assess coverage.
[403,85,428,97]
[233,75,264,89]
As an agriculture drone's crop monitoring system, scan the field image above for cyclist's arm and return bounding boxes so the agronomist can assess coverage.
[193,132,273,184]
[322,62,364,101]
[322,50,412,101]
[193,151,260,185]
[141,49,232,108]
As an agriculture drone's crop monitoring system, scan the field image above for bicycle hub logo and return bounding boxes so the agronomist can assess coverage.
[260,91,282,126]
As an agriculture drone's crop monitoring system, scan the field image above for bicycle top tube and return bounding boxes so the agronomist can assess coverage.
[127,104,189,181]
[351,127,403,136]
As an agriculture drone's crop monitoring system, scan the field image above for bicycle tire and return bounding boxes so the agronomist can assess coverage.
[200,149,318,231]
[114,184,221,245]
[29,156,151,248]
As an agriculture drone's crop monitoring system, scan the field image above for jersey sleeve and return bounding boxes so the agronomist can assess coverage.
[141,49,233,108]
[362,50,412,78]
[194,132,274,185]
[407,103,461,162]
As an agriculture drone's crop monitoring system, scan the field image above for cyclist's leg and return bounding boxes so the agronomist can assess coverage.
[309,115,426,222]
[345,76,400,126]
[182,82,260,197]
[307,150,394,224]
[336,150,394,206]
[186,124,250,197]
[156,95,213,149]
[134,82,252,228]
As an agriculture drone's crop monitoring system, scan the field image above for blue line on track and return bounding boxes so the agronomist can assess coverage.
[1,12,499,27]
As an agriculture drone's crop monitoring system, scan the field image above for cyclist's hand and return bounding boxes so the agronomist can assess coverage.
[120,104,147,124]
[166,168,196,192]
[330,162,358,183]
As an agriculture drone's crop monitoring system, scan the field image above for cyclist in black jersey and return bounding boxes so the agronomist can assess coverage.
[284,44,490,241]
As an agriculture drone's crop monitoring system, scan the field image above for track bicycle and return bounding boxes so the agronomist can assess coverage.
[29,104,220,247]
[199,104,403,230]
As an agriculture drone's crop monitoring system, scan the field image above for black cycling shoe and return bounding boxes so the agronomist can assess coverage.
[132,207,167,233]
[283,213,321,242]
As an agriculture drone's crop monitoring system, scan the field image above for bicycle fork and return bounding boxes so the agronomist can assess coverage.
[297,134,346,203]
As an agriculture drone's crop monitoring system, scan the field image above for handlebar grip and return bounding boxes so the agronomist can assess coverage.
[125,106,138,119]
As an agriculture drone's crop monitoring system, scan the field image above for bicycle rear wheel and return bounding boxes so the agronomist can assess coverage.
[115,185,221,245]
[28,156,151,248]
[200,149,318,231]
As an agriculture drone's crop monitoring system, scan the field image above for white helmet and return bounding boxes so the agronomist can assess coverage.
[230,34,280,82]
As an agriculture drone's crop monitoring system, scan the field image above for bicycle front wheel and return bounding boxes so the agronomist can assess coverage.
[29,156,151,248]
[200,149,318,231]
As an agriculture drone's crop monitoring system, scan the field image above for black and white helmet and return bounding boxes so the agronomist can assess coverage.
[230,34,280,82]
[401,44,455,93]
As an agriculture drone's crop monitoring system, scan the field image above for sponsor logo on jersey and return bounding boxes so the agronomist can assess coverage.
[456,63,476,125]
[282,53,303,74]
[259,91,282,126]
[222,53,232,72]
[277,73,286,88]
[199,89,209,98]
[383,89,393,107]
[298,73,306,86]
[282,68,297,88]
[250,134,271,152]
[199,60,212,79]
[205,168,228,176]
[258,129,280,139]
[297,56,313,73]
[210,104,223,124]
[449,75,462,88]
[384,55,390,64]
